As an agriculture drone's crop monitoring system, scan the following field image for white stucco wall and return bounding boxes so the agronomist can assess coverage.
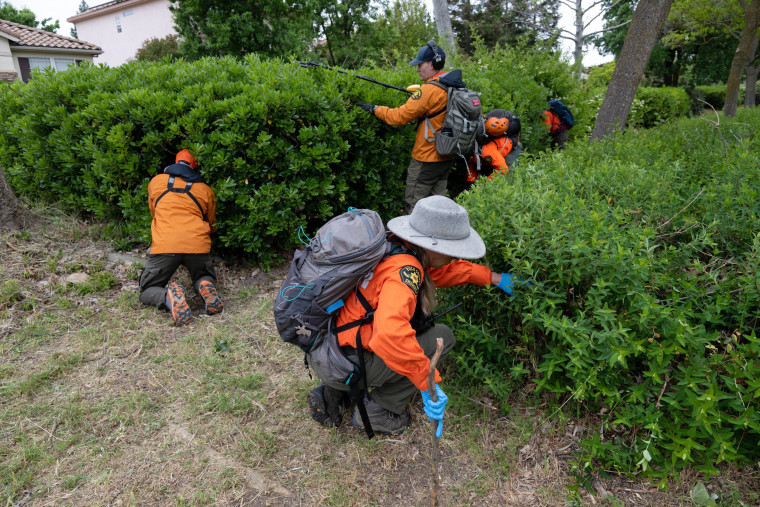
[73,0,176,67]
[0,37,15,74]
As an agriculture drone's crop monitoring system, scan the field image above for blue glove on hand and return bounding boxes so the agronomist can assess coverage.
[420,384,448,438]
[496,273,515,296]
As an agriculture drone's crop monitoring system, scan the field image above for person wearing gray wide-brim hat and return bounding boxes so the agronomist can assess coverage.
[308,195,520,439]
[387,195,486,260]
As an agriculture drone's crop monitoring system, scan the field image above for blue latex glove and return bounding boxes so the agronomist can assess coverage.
[496,273,515,296]
[420,384,448,438]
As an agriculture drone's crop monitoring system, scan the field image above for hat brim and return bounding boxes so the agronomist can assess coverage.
[387,216,486,260]
[409,57,430,66]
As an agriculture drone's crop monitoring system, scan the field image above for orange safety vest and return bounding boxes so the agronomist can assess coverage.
[543,110,562,135]
[148,173,216,254]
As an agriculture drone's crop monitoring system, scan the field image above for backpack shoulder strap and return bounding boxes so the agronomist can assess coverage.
[154,175,209,222]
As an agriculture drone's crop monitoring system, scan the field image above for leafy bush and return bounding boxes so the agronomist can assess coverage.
[628,87,692,128]
[443,108,760,483]
[695,84,745,111]
[0,47,585,265]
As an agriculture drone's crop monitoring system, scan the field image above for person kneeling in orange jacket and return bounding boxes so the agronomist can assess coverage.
[138,149,222,326]
[307,196,522,436]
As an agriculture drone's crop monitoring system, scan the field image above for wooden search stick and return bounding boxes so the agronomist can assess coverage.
[426,337,444,507]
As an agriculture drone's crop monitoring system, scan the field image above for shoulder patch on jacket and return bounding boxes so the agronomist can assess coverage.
[399,265,422,294]
[411,88,422,100]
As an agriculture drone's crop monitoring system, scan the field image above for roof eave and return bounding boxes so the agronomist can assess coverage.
[67,0,155,23]
[12,46,103,55]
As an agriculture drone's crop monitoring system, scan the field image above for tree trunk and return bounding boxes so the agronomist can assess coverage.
[431,0,456,56]
[743,35,759,107]
[0,166,33,231]
[573,0,584,78]
[591,0,674,140]
[724,0,760,117]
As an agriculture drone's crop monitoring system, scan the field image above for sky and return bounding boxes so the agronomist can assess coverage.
[9,0,613,66]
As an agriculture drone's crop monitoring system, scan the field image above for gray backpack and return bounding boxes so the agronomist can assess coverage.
[422,82,483,159]
[274,208,392,439]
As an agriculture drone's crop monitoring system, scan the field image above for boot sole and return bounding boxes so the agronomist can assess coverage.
[199,281,223,315]
[307,388,335,428]
[167,283,191,327]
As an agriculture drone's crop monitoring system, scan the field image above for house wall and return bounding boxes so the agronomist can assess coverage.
[0,37,18,80]
[74,0,176,66]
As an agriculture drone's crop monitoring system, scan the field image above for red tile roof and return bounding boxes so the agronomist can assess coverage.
[0,19,102,52]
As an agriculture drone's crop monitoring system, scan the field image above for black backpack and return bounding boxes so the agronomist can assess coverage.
[547,100,575,129]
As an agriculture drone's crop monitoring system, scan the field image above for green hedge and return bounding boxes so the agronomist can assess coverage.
[629,86,692,128]
[695,84,746,111]
[0,46,582,265]
[444,108,760,484]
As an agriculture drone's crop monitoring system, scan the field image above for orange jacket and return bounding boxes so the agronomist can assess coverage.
[374,72,450,163]
[543,110,564,135]
[336,253,492,390]
[481,136,513,180]
[147,173,216,254]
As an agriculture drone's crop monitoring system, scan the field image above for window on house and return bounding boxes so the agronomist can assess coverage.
[115,15,122,33]
[28,57,52,69]
[123,9,134,16]
[55,58,76,71]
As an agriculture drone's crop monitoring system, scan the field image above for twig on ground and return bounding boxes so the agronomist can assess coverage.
[657,188,704,230]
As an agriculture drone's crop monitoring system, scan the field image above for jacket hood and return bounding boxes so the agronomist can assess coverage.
[437,69,465,88]
[163,162,204,183]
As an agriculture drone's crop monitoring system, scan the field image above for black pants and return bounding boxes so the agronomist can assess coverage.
[138,253,216,309]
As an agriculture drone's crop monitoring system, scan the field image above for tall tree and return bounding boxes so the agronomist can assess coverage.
[70,1,89,38]
[373,0,437,62]
[558,0,632,76]
[723,0,760,116]
[0,1,59,32]
[432,0,456,54]
[309,0,382,67]
[449,0,559,55]
[591,0,674,140]
[171,0,313,59]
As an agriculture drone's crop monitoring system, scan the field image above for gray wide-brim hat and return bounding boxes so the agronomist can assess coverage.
[387,196,486,259]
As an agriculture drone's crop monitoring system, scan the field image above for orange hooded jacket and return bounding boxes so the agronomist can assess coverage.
[374,72,450,163]
[147,173,217,254]
[481,136,513,180]
[335,253,492,390]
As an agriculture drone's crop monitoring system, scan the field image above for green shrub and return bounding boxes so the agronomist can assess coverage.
[0,48,585,265]
[695,84,745,111]
[444,108,760,483]
[628,87,692,128]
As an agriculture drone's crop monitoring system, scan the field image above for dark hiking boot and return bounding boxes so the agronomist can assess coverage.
[307,384,350,428]
[350,397,411,436]
[167,282,191,326]
[198,280,223,315]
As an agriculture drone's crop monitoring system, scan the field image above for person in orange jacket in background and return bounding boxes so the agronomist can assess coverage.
[355,41,467,213]
[543,108,568,150]
[478,110,515,180]
[138,149,222,326]
[307,196,520,436]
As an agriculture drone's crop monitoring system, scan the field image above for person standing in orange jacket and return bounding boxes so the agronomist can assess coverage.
[355,42,467,213]
[306,196,520,436]
[138,149,222,326]
[543,109,569,150]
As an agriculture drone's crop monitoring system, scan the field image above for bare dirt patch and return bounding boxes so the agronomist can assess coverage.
[1,218,758,506]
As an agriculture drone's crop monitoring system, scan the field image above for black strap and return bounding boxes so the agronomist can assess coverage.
[334,289,376,439]
[154,175,209,222]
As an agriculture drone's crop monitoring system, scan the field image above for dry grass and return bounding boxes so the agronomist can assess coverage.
[1,213,759,506]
